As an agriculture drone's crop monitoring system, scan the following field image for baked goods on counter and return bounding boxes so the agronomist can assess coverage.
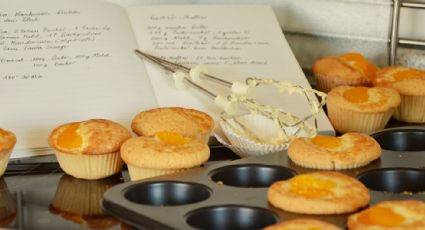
[48,119,131,179]
[267,171,370,215]
[131,107,214,143]
[327,86,401,133]
[0,128,16,178]
[347,200,425,229]
[264,218,342,230]
[374,66,425,123]
[120,131,210,181]
[49,174,121,229]
[288,132,381,170]
[313,52,378,93]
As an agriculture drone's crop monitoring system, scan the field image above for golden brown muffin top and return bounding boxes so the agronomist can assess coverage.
[288,132,381,170]
[120,132,209,169]
[131,107,214,139]
[348,200,425,230]
[0,128,16,155]
[264,218,342,230]
[327,86,401,113]
[313,53,378,81]
[267,171,370,215]
[374,66,425,96]
[48,119,131,155]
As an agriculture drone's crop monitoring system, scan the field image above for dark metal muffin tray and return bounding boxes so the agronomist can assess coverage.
[102,126,425,229]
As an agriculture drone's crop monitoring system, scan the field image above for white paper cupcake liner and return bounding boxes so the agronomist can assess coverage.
[0,151,12,178]
[215,114,308,158]
[55,151,123,180]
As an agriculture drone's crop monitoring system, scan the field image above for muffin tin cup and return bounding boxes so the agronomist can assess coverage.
[370,127,425,151]
[103,126,425,229]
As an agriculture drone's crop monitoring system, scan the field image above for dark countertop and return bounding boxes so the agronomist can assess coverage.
[0,146,239,230]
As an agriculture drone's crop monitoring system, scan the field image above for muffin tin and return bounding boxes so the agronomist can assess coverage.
[102,126,425,229]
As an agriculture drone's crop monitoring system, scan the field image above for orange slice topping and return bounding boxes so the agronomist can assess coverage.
[340,53,377,79]
[393,69,424,82]
[57,123,83,149]
[358,206,405,227]
[289,175,336,198]
[311,135,341,149]
[155,131,188,145]
[343,86,369,103]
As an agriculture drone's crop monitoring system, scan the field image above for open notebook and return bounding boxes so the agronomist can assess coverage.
[0,0,334,158]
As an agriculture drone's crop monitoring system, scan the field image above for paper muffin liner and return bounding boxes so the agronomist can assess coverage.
[216,114,306,158]
[0,151,12,178]
[393,94,425,123]
[315,74,371,93]
[328,105,393,133]
[126,165,189,181]
[55,151,123,180]
[51,174,121,215]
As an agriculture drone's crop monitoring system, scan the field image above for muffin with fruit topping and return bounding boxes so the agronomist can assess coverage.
[313,52,378,93]
[288,132,381,170]
[131,107,214,143]
[347,200,425,229]
[327,86,400,133]
[120,131,210,181]
[264,218,342,230]
[373,66,425,123]
[48,119,131,179]
[0,128,16,178]
[268,171,370,214]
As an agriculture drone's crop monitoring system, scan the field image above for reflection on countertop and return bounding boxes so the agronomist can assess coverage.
[0,146,239,229]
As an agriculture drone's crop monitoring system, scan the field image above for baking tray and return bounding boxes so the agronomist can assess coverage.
[102,126,425,229]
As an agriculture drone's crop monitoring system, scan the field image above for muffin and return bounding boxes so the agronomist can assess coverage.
[120,131,210,181]
[49,174,121,229]
[264,218,342,230]
[313,52,378,93]
[347,200,425,229]
[0,128,16,177]
[48,119,131,179]
[131,107,214,143]
[327,86,401,133]
[373,66,425,123]
[267,171,370,215]
[288,132,381,170]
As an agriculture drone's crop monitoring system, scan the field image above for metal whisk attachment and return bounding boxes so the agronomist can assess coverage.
[134,50,327,145]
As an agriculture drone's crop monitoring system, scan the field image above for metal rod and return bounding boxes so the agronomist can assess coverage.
[399,38,425,47]
[390,0,401,65]
[135,50,232,87]
[134,50,217,100]
[402,1,425,9]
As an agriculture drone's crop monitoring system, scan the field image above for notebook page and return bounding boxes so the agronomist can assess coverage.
[0,0,157,158]
[126,5,334,134]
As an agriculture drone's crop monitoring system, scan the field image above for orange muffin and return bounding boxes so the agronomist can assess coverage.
[327,86,401,133]
[0,128,16,177]
[131,107,214,143]
[48,119,131,179]
[264,218,342,230]
[347,200,425,229]
[267,171,370,215]
[374,66,425,123]
[120,131,210,181]
[313,52,378,93]
[288,132,381,170]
